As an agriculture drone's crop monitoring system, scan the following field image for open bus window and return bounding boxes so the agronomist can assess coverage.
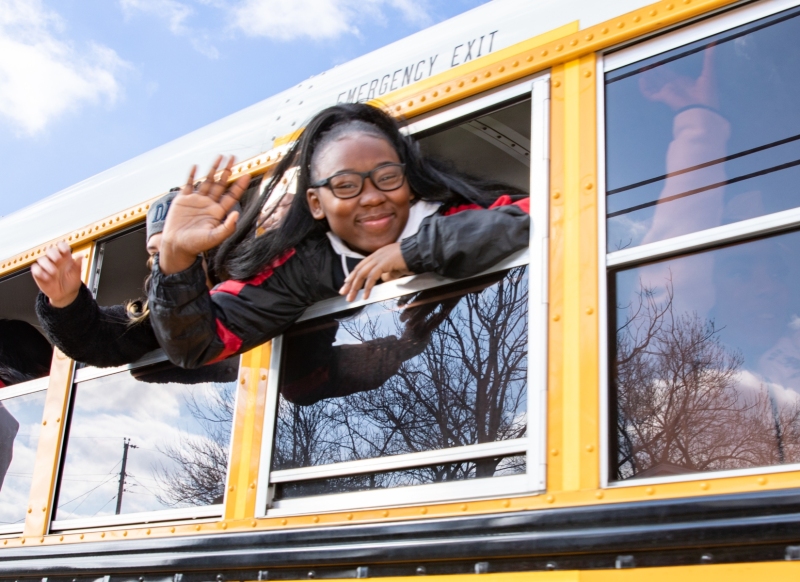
[418,98,531,195]
[0,269,53,386]
[0,379,47,533]
[52,356,238,524]
[92,225,150,309]
[269,266,529,501]
[605,5,800,251]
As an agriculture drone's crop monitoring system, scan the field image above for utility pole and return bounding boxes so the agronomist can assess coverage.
[115,438,138,515]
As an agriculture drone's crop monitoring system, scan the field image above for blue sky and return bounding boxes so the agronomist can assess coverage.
[0,0,489,218]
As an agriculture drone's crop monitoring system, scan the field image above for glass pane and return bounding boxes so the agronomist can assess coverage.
[605,7,800,250]
[276,455,525,499]
[611,231,800,480]
[0,389,46,526]
[54,359,237,520]
[273,267,528,471]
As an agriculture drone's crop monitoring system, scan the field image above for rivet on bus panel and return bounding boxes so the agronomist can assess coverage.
[484,72,491,78]
[100,532,105,538]
[281,519,288,525]
[171,527,177,533]
[460,504,468,511]
[420,507,428,514]
[758,477,767,485]
[512,60,519,67]
[526,55,533,62]
[27,507,31,513]
[146,529,151,535]
[347,513,353,520]
[585,444,594,452]
[251,521,257,527]
[585,34,593,41]
[382,511,389,517]
[552,314,560,322]
[584,71,592,78]
[123,531,128,536]
[595,491,604,499]
[502,500,510,508]
[546,496,555,504]
[59,536,64,542]
[540,50,548,57]
[458,81,464,87]
[420,96,426,102]
[700,482,709,490]
[650,9,657,16]
[471,76,478,83]
[617,21,625,28]
[666,4,674,10]
[250,482,256,489]
[432,91,439,97]
[552,81,561,88]
[445,86,451,92]
[570,39,578,46]
[602,27,609,34]
[498,66,505,72]
[646,487,655,495]
[586,308,594,315]
[80,534,84,539]
[551,449,559,456]
[313,516,320,522]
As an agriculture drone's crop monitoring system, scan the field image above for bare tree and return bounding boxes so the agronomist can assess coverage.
[153,383,234,506]
[613,278,800,480]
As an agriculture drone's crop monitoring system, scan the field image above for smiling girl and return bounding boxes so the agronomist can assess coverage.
[149,103,530,369]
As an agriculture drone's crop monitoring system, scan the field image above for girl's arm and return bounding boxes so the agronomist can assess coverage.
[35,285,161,367]
[341,197,530,299]
[149,245,327,369]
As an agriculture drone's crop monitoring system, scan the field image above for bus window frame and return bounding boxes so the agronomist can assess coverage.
[48,224,240,532]
[255,73,551,517]
[0,376,49,536]
[598,0,800,490]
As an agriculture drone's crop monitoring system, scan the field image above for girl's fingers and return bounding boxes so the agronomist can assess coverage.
[360,266,385,301]
[199,156,223,197]
[183,165,198,195]
[35,256,58,278]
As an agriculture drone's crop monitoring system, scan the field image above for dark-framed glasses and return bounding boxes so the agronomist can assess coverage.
[310,163,406,199]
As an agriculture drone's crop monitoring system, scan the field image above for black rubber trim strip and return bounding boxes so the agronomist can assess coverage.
[2,488,800,576]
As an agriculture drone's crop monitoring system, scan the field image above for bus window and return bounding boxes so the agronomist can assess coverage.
[605,5,800,251]
[418,98,531,194]
[92,226,149,308]
[605,5,800,484]
[52,357,238,525]
[268,266,530,510]
[0,379,47,533]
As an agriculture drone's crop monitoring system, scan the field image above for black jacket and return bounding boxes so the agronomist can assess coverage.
[149,199,531,370]
[36,285,159,367]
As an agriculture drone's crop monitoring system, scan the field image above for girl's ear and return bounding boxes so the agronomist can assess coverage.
[306,188,326,220]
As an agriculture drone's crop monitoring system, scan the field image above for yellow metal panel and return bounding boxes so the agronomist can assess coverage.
[577,53,599,492]
[547,64,566,493]
[225,343,271,520]
[21,243,92,538]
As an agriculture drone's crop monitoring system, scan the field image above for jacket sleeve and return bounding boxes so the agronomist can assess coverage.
[400,198,530,279]
[35,284,160,367]
[148,248,324,369]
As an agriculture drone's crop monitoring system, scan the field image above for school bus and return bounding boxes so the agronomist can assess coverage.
[0,0,799,579]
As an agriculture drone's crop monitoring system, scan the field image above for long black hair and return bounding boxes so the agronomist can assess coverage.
[215,103,522,281]
[0,320,52,386]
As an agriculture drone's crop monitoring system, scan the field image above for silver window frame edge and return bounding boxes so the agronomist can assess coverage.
[527,74,550,492]
[298,248,530,322]
[73,349,169,383]
[603,0,798,72]
[267,474,531,517]
[607,205,800,269]
[0,524,23,537]
[607,460,800,488]
[50,504,223,532]
[256,78,548,516]
[0,376,49,400]
[271,439,529,483]
[596,53,611,490]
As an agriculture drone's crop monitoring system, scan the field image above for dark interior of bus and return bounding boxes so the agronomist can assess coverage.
[418,97,531,193]
[94,226,150,308]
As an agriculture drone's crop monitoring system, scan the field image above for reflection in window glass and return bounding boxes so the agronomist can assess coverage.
[273,268,528,472]
[55,360,237,520]
[605,6,800,250]
[276,455,526,500]
[611,231,800,480]
[0,390,46,526]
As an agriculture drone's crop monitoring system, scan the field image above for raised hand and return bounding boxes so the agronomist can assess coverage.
[339,242,412,302]
[639,44,718,111]
[31,242,83,308]
[159,156,251,275]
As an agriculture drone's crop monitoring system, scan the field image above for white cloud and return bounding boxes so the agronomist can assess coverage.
[229,0,431,42]
[0,0,128,136]
[120,0,220,58]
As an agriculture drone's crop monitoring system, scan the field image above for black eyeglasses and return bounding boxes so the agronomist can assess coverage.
[310,163,406,199]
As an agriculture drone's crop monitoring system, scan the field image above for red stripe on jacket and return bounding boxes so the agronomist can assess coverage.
[443,195,530,216]
[207,248,296,363]
[210,248,296,298]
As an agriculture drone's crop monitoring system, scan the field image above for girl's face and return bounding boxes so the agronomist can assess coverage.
[307,133,413,255]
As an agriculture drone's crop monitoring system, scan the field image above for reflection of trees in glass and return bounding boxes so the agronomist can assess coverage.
[273,268,529,488]
[154,383,234,506]
[614,278,800,479]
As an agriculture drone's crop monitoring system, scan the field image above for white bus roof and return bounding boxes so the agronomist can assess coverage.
[0,0,648,261]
